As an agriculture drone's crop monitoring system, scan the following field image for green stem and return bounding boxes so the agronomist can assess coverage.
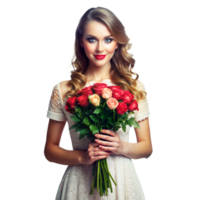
[99,160,103,196]
[97,160,100,192]
[104,159,117,186]
[100,160,108,195]
[95,161,98,188]
[90,161,97,195]
[103,159,113,192]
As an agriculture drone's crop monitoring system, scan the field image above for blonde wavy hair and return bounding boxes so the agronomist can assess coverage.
[65,7,147,102]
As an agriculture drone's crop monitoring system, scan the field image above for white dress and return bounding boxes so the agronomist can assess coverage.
[46,79,150,200]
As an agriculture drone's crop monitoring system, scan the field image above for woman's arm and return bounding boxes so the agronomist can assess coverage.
[121,118,153,159]
[45,145,85,166]
[44,119,85,165]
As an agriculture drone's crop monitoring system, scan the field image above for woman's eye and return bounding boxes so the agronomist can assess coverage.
[86,38,113,43]
[87,38,96,43]
[105,38,113,43]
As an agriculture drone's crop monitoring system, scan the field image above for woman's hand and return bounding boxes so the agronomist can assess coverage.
[80,141,112,165]
[94,129,124,155]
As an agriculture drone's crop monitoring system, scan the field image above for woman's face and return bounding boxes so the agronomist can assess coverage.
[80,20,118,68]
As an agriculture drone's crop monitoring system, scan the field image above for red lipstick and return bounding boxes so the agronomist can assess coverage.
[94,55,106,60]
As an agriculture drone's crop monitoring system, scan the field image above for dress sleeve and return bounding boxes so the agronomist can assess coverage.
[46,82,67,122]
[134,79,150,122]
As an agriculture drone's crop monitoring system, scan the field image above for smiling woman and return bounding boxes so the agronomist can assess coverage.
[45,6,152,200]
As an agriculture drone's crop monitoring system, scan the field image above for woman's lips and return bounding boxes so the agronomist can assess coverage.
[94,55,106,60]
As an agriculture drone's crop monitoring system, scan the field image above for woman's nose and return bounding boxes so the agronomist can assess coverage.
[96,41,104,52]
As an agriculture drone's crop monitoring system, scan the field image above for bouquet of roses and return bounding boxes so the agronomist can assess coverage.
[65,82,140,196]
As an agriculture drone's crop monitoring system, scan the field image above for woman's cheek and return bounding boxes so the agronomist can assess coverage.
[106,44,117,54]
[83,43,95,54]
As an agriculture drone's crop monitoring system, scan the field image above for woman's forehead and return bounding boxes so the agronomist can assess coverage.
[83,20,112,38]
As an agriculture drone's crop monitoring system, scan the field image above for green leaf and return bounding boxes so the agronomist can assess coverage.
[122,123,126,132]
[75,124,86,132]
[89,115,98,123]
[114,122,121,126]
[80,128,90,134]
[114,125,121,130]
[106,123,109,129]
[99,112,105,119]
[75,105,82,113]
[77,112,81,119]
[127,117,136,126]
[132,120,140,129]
[121,113,128,120]
[69,123,81,130]
[79,128,90,139]
[85,109,93,116]
[87,135,95,141]
[93,107,102,114]
[89,124,99,134]
[83,117,90,125]
[108,120,114,125]
[99,124,103,132]
[71,115,81,122]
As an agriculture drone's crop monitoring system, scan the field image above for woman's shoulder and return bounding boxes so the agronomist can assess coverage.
[135,79,146,90]
[59,80,72,101]
[136,78,153,102]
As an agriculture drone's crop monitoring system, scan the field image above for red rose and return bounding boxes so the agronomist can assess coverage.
[128,100,139,111]
[107,85,121,90]
[76,95,89,107]
[65,96,77,113]
[122,90,134,104]
[111,88,124,101]
[77,85,93,96]
[92,83,108,96]
[116,102,128,115]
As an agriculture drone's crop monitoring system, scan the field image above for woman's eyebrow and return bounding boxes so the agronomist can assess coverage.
[85,35,113,38]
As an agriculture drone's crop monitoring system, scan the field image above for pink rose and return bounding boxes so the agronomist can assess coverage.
[89,94,101,107]
[65,96,77,113]
[102,88,112,99]
[92,83,108,96]
[107,97,119,110]
[116,102,128,115]
[122,90,134,105]
[76,95,89,108]
[128,100,139,111]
